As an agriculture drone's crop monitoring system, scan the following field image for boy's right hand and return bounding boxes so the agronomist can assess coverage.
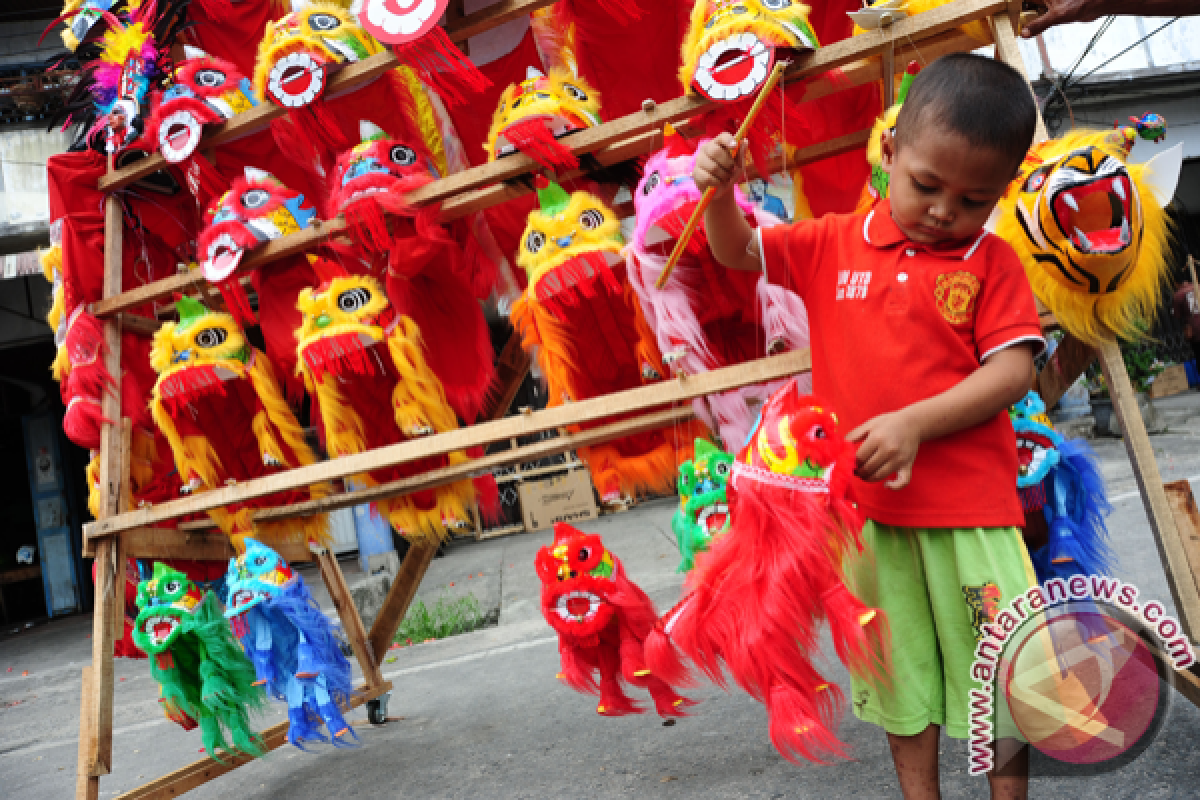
[693,133,745,198]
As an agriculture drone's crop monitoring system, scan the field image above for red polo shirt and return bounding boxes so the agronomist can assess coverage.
[759,199,1044,528]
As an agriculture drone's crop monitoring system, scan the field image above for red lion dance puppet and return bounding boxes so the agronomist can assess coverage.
[646,382,889,763]
[536,523,694,718]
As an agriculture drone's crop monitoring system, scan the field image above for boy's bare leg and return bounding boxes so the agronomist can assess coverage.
[987,739,1029,800]
[887,725,941,800]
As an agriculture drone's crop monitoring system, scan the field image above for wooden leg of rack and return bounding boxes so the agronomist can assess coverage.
[989,8,1049,143]
[316,547,384,689]
[1097,339,1200,641]
[1034,334,1096,410]
[368,542,437,661]
[87,540,117,777]
[75,666,99,799]
[112,420,132,643]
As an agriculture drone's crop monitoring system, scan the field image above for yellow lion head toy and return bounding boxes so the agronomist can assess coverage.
[254,2,380,109]
[680,0,818,103]
[517,177,625,299]
[994,127,1182,344]
[484,67,602,172]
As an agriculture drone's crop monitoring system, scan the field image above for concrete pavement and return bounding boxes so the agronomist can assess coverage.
[2,407,1200,798]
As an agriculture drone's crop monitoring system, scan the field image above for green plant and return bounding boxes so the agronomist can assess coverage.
[393,593,491,644]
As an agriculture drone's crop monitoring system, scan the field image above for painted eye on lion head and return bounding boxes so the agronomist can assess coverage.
[1023,166,1051,193]
[194,68,226,89]
[579,209,604,230]
[807,424,827,440]
[337,287,371,313]
[195,327,227,349]
[308,13,340,32]
[389,145,416,167]
[240,188,269,211]
[762,0,792,10]
[642,171,661,196]
[526,230,546,253]
[713,461,731,477]
[562,83,588,102]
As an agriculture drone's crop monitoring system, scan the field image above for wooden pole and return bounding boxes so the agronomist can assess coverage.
[315,547,385,690]
[75,666,98,800]
[1097,339,1200,641]
[990,7,1049,142]
[368,543,439,662]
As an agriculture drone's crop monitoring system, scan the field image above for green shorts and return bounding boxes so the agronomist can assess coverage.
[844,520,1038,740]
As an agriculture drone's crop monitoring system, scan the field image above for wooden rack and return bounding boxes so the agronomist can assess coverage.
[75,1,1200,797]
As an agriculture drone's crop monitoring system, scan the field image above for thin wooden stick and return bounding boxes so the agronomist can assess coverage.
[655,61,789,290]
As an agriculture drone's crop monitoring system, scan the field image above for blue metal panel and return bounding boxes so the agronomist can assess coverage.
[22,412,81,616]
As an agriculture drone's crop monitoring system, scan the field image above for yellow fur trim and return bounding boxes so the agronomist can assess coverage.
[51,345,70,383]
[994,129,1173,344]
[40,245,61,283]
[386,315,458,434]
[86,452,101,519]
[394,67,448,177]
[244,353,323,475]
[866,104,900,169]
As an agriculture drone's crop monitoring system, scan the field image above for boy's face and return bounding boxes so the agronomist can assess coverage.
[880,126,1017,245]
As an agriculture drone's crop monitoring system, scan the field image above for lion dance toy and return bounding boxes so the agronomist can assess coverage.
[485,66,603,173]
[626,124,810,448]
[646,382,889,763]
[511,177,708,505]
[1011,392,1114,583]
[225,539,357,749]
[149,296,331,552]
[295,258,497,543]
[535,522,695,718]
[133,563,267,760]
[672,439,734,574]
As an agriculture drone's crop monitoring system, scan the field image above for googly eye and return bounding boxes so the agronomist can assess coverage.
[642,171,661,195]
[809,425,827,440]
[308,13,340,31]
[577,547,590,562]
[713,461,731,476]
[194,68,226,89]
[164,580,181,594]
[195,327,227,349]
[579,209,604,230]
[762,0,791,9]
[562,83,588,102]
[253,556,268,567]
[525,230,546,253]
[337,287,371,313]
[241,188,269,210]
[389,145,416,167]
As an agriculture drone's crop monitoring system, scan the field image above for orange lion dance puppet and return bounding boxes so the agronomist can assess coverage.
[536,522,695,718]
[646,382,889,763]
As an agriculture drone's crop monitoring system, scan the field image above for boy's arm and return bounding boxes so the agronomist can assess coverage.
[848,345,1034,489]
[695,133,760,272]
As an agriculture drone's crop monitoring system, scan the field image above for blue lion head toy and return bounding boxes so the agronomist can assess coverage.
[1010,391,1063,502]
[225,539,297,618]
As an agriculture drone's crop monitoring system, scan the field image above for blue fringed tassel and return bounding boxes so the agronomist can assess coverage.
[1031,439,1115,584]
[285,678,327,751]
[312,673,358,747]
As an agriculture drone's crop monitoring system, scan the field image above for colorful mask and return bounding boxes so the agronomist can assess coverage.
[85,16,166,153]
[147,46,258,165]
[646,382,888,765]
[225,540,357,749]
[485,67,602,172]
[295,261,496,541]
[511,178,707,504]
[197,167,318,323]
[535,523,693,718]
[626,124,809,448]
[993,126,1182,344]
[680,0,818,103]
[133,562,267,758]
[1009,392,1115,584]
[672,439,734,573]
[149,297,331,552]
[254,3,379,110]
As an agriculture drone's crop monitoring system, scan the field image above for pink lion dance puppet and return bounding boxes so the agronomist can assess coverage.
[536,522,695,718]
[626,124,810,449]
[646,382,889,763]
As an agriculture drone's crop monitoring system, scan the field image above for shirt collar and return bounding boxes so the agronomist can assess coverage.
[863,198,989,260]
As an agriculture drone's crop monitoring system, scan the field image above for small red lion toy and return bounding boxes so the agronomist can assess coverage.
[645,381,890,763]
[535,522,694,718]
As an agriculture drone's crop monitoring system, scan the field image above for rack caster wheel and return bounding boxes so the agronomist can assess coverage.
[367,691,391,725]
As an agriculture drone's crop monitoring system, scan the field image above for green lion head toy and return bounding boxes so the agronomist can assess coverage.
[672,439,734,573]
[134,563,206,655]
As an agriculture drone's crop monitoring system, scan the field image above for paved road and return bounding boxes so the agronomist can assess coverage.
[2,412,1200,799]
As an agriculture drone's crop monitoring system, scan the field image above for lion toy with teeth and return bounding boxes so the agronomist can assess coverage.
[672,439,735,573]
[535,522,695,718]
[993,121,1182,344]
[133,563,267,760]
[149,296,331,552]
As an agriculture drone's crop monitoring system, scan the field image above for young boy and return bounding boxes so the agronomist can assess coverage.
[695,53,1043,799]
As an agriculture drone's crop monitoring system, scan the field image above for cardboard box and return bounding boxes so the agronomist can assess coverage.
[1149,364,1190,399]
[518,467,598,532]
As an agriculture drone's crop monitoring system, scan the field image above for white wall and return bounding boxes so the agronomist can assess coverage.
[0,128,71,227]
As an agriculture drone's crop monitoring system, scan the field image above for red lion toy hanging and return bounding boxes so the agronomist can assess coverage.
[535,523,694,718]
[645,382,889,763]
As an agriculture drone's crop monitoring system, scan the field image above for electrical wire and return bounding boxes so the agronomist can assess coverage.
[1072,17,1181,85]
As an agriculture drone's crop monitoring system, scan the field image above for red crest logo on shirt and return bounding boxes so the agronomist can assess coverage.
[934,271,981,326]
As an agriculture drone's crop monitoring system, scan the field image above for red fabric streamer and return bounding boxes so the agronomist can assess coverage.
[392,26,491,107]
[501,117,580,174]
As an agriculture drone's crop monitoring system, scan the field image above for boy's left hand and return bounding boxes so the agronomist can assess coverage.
[847,411,920,489]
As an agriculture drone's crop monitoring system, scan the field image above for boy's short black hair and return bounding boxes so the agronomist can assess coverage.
[894,53,1037,171]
